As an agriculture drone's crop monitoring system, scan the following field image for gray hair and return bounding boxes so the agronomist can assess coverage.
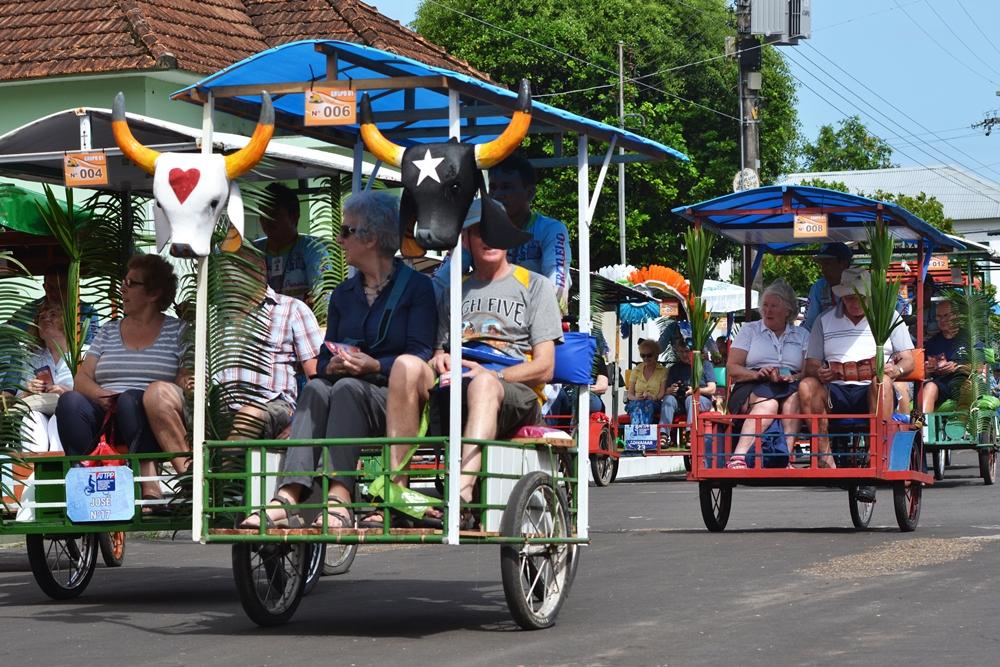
[343,191,400,258]
[760,278,798,324]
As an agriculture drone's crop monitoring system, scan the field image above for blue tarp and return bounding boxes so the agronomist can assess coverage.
[172,40,687,163]
[671,185,963,252]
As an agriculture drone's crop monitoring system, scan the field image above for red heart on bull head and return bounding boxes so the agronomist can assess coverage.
[168,168,200,203]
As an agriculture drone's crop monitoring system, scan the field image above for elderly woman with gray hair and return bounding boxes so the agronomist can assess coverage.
[242,190,438,530]
[725,279,809,469]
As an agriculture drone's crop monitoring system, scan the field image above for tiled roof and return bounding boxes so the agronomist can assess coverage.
[777,165,1000,222]
[0,0,487,82]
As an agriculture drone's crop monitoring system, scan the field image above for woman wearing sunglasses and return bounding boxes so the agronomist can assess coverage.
[56,254,188,503]
[626,339,667,424]
[242,190,438,531]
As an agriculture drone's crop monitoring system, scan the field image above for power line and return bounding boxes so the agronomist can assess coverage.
[892,0,1000,86]
[955,0,1000,62]
[800,41,1000,180]
[422,0,741,122]
[921,0,1000,79]
[785,54,1000,207]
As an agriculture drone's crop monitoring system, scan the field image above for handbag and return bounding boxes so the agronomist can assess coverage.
[81,399,127,468]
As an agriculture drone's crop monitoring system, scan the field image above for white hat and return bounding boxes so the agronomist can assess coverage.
[831,267,871,298]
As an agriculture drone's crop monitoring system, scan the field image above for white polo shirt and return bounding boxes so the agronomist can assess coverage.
[807,305,913,385]
[731,320,809,372]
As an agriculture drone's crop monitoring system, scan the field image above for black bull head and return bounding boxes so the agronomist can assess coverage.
[360,80,533,257]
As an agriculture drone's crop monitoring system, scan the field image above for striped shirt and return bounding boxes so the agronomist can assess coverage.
[88,317,188,392]
[218,288,323,406]
[806,306,913,386]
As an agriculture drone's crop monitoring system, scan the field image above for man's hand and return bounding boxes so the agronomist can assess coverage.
[817,365,837,383]
[937,360,958,374]
[664,382,678,396]
[431,351,450,376]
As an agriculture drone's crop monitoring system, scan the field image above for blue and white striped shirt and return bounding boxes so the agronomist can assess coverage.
[88,317,188,392]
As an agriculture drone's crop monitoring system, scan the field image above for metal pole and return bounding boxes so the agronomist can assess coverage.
[617,41,627,266]
[191,92,214,543]
[446,88,462,546]
[577,134,590,540]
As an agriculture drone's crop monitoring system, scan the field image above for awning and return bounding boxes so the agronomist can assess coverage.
[672,185,963,251]
[0,107,397,195]
[171,40,688,164]
[703,279,758,313]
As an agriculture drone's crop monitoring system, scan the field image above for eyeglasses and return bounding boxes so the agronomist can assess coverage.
[640,353,655,359]
[122,277,145,288]
[339,225,360,239]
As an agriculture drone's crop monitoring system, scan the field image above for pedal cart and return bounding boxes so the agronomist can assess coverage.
[0,103,387,598]
[672,185,965,532]
[168,40,688,628]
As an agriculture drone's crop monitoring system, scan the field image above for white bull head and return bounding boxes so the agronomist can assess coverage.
[112,92,274,257]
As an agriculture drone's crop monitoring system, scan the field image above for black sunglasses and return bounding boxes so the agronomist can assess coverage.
[640,353,655,359]
[339,224,360,238]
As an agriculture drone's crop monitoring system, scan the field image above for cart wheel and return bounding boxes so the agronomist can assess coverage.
[944,450,952,467]
[500,471,578,630]
[302,543,325,595]
[893,432,923,532]
[683,455,692,472]
[26,533,99,600]
[323,542,358,576]
[98,531,126,567]
[232,541,309,626]
[979,449,997,485]
[590,428,616,487]
[848,485,875,529]
[698,482,732,532]
[931,450,946,481]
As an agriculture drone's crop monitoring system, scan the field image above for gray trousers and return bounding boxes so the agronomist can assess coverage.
[277,377,388,495]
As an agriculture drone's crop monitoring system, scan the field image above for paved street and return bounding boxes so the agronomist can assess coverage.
[2,450,998,666]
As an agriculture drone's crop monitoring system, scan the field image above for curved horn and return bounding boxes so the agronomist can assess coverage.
[112,92,159,175]
[475,79,532,169]
[225,91,274,179]
[359,93,404,167]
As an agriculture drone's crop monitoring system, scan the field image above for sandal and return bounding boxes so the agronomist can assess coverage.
[311,495,353,530]
[239,496,304,530]
[459,508,481,531]
[141,494,173,517]
[392,507,444,530]
[726,456,748,470]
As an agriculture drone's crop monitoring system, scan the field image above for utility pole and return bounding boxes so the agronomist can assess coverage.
[618,41,627,266]
[736,0,763,293]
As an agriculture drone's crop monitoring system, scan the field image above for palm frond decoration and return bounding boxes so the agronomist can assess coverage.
[858,222,903,380]
[1,252,39,503]
[945,287,996,439]
[684,226,716,402]
[306,174,350,325]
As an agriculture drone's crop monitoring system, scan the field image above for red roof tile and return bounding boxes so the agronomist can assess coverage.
[0,0,488,82]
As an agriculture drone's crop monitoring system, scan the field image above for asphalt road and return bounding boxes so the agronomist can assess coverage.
[2,450,998,666]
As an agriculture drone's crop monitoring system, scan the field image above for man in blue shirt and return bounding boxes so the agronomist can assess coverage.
[253,183,332,307]
[432,154,572,312]
[802,242,853,332]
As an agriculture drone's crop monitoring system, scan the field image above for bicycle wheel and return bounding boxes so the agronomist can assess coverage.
[232,541,308,626]
[26,533,99,600]
[98,532,126,567]
[500,471,578,630]
[848,485,875,529]
[698,482,732,532]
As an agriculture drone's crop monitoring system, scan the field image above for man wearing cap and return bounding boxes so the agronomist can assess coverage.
[385,197,563,528]
[797,267,914,469]
[802,242,854,331]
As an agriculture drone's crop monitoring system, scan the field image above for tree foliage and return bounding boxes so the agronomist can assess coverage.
[413,0,800,269]
[801,115,894,172]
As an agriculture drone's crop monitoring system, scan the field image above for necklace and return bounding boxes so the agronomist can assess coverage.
[363,268,393,296]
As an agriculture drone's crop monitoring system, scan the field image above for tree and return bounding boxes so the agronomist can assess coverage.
[801,115,894,172]
[413,0,800,270]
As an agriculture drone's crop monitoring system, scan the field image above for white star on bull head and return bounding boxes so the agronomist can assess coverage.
[411,149,444,186]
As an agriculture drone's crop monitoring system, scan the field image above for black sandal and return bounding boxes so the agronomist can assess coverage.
[239,495,304,529]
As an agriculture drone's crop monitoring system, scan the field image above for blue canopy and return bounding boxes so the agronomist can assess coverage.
[671,185,963,251]
[172,40,688,163]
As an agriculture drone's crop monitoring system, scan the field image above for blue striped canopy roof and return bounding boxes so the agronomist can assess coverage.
[172,40,687,162]
[672,185,963,251]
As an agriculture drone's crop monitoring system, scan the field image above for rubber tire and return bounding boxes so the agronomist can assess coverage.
[683,455,692,473]
[932,450,946,481]
[98,532,126,567]
[26,533,99,600]
[323,543,358,576]
[232,541,309,626]
[500,471,578,630]
[848,485,875,530]
[698,482,732,532]
[980,449,997,485]
[590,428,616,487]
[303,543,324,595]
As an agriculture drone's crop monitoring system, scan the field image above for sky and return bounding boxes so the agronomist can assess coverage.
[370,0,1000,185]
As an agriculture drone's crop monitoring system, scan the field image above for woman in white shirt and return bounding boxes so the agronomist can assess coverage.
[725,280,809,469]
[19,304,74,452]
